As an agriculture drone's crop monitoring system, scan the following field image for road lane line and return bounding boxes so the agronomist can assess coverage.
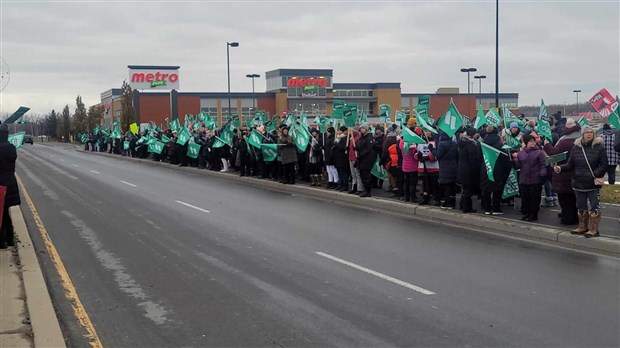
[315,252,436,295]
[90,170,101,175]
[72,164,79,167]
[120,180,137,187]
[175,200,210,213]
[16,175,103,348]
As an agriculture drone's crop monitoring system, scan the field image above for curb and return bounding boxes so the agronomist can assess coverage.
[79,150,620,257]
[11,206,66,348]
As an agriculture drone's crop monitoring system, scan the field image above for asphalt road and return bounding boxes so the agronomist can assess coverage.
[16,143,620,347]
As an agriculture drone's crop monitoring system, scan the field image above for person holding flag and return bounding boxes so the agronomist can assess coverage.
[348,128,363,194]
[457,128,482,213]
[0,124,20,249]
[415,128,440,205]
[399,126,421,202]
[430,130,459,209]
[323,127,339,189]
[355,123,376,197]
[278,126,297,185]
[308,128,324,186]
[333,126,350,192]
[480,125,511,215]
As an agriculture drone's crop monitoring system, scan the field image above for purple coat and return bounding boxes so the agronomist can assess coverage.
[543,126,581,193]
[516,147,547,185]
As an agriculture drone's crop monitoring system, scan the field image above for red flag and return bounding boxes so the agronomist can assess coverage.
[589,88,619,117]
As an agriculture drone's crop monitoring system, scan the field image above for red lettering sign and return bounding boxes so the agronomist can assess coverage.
[131,72,179,84]
[287,77,327,88]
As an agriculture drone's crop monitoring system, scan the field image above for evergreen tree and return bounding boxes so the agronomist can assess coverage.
[45,110,58,138]
[86,104,104,131]
[74,95,87,132]
[120,80,135,133]
[60,105,71,142]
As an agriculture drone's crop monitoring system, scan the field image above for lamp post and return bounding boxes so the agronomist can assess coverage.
[460,67,477,94]
[573,89,581,114]
[246,73,259,119]
[474,75,486,106]
[226,41,239,118]
[495,0,499,108]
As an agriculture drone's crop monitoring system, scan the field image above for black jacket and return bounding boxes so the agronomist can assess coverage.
[457,135,481,187]
[356,132,376,170]
[0,129,20,207]
[480,131,511,191]
[431,132,458,184]
[333,135,349,170]
[324,133,336,165]
[560,136,608,191]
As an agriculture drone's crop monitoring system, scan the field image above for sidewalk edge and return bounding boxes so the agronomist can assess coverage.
[10,206,66,348]
[79,150,620,257]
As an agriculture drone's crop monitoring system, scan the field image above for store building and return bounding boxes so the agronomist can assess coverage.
[99,67,519,128]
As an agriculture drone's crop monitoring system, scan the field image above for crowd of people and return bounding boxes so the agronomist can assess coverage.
[82,111,620,238]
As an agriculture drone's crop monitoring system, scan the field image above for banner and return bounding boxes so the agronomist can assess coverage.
[332,100,346,119]
[187,142,201,159]
[437,100,463,138]
[395,111,407,125]
[343,107,356,128]
[473,105,487,130]
[379,104,391,123]
[292,125,310,151]
[248,129,264,148]
[8,131,26,149]
[481,142,504,182]
[261,143,278,162]
[402,126,426,145]
[577,116,588,128]
[147,140,165,154]
[169,118,181,132]
[130,123,139,135]
[123,141,130,151]
[502,168,519,199]
[176,127,191,145]
[589,88,618,117]
[371,155,387,180]
[485,108,501,127]
[545,151,568,166]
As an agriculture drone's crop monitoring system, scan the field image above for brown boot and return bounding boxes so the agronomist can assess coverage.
[585,211,601,238]
[571,210,589,235]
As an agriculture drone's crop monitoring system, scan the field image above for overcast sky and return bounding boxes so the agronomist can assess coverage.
[1,0,618,116]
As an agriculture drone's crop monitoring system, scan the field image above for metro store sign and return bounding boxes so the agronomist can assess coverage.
[128,65,180,90]
[287,77,327,88]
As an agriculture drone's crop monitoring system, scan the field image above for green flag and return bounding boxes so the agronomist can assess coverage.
[212,136,227,148]
[395,111,407,125]
[8,131,26,148]
[416,95,430,121]
[402,126,426,145]
[577,116,588,128]
[187,142,201,159]
[437,99,463,138]
[292,125,311,151]
[220,128,234,146]
[169,119,180,132]
[473,105,487,130]
[147,140,165,154]
[80,134,88,143]
[261,143,278,162]
[503,106,524,127]
[379,104,391,122]
[538,99,549,122]
[370,155,387,180]
[161,134,171,144]
[502,168,519,199]
[123,141,130,151]
[359,109,368,125]
[176,127,191,145]
[481,142,505,182]
[502,133,522,149]
[608,96,620,129]
[346,102,358,124]
[343,107,356,128]
[537,119,553,141]
[485,108,502,127]
[248,129,264,148]
[332,100,346,119]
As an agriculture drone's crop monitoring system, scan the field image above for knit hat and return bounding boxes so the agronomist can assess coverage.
[359,123,369,130]
[387,131,397,137]
[522,134,534,144]
[603,124,611,130]
[565,118,576,128]
[581,125,594,135]
[509,122,519,129]
[339,126,348,132]
[465,128,477,137]
[407,117,417,127]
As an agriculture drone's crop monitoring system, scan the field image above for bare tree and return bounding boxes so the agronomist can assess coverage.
[120,80,135,132]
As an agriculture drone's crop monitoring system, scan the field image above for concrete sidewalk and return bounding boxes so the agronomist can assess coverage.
[79,150,620,257]
[0,207,65,348]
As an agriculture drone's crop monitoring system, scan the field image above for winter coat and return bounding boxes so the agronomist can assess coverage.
[355,132,376,170]
[278,134,297,164]
[480,130,511,191]
[374,134,385,161]
[543,125,580,193]
[399,139,418,173]
[348,131,360,161]
[324,133,336,165]
[386,143,399,169]
[431,132,458,184]
[601,130,619,166]
[0,129,20,207]
[457,134,481,187]
[560,136,608,191]
[308,136,323,165]
[333,135,349,170]
[515,147,547,185]
[381,134,398,165]
[415,140,439,175]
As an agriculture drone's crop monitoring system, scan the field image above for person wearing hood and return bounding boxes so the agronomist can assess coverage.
[382,130,399,193]
[371,126,385,189]
[457,128,482,213]
[308,128,323,186]
[348,128,363,194]
[600,123,619,184]
[480,125,511,215]
[0,124,20,248]
[278,126,297,184]
[555,125,608,237]
[355,123,376,197]
[431,130,459,208]
[553,111,567,136]
[385,131,403,199]
[543,118,581,224]
[515,134,547,221]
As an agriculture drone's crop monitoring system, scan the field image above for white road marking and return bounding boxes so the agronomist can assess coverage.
[315,252,436,295]
[175,200,210,213]
[72,164,79,167]
[120,181,137,187]
[90,170,101,175]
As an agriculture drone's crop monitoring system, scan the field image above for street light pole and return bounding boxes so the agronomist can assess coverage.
[460,67,477,94]
[573,89,581,114]
[227,41,239,118]
[246,73,260,119]
[495,0,499,108]
[474,75,486,106]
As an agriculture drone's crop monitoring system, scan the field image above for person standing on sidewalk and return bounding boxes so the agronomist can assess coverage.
[543,118,581,225]
[600,124,619,185]
[355,123,376,198]
[555,125,608,238]
[348,129,362,194]
[399,127,420,203]
[0,124,20,249]
[515,134,547,221]
[480,125,511,215]
[278,126,297,185]
[431,130,459,209]
[457,128,481,213]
